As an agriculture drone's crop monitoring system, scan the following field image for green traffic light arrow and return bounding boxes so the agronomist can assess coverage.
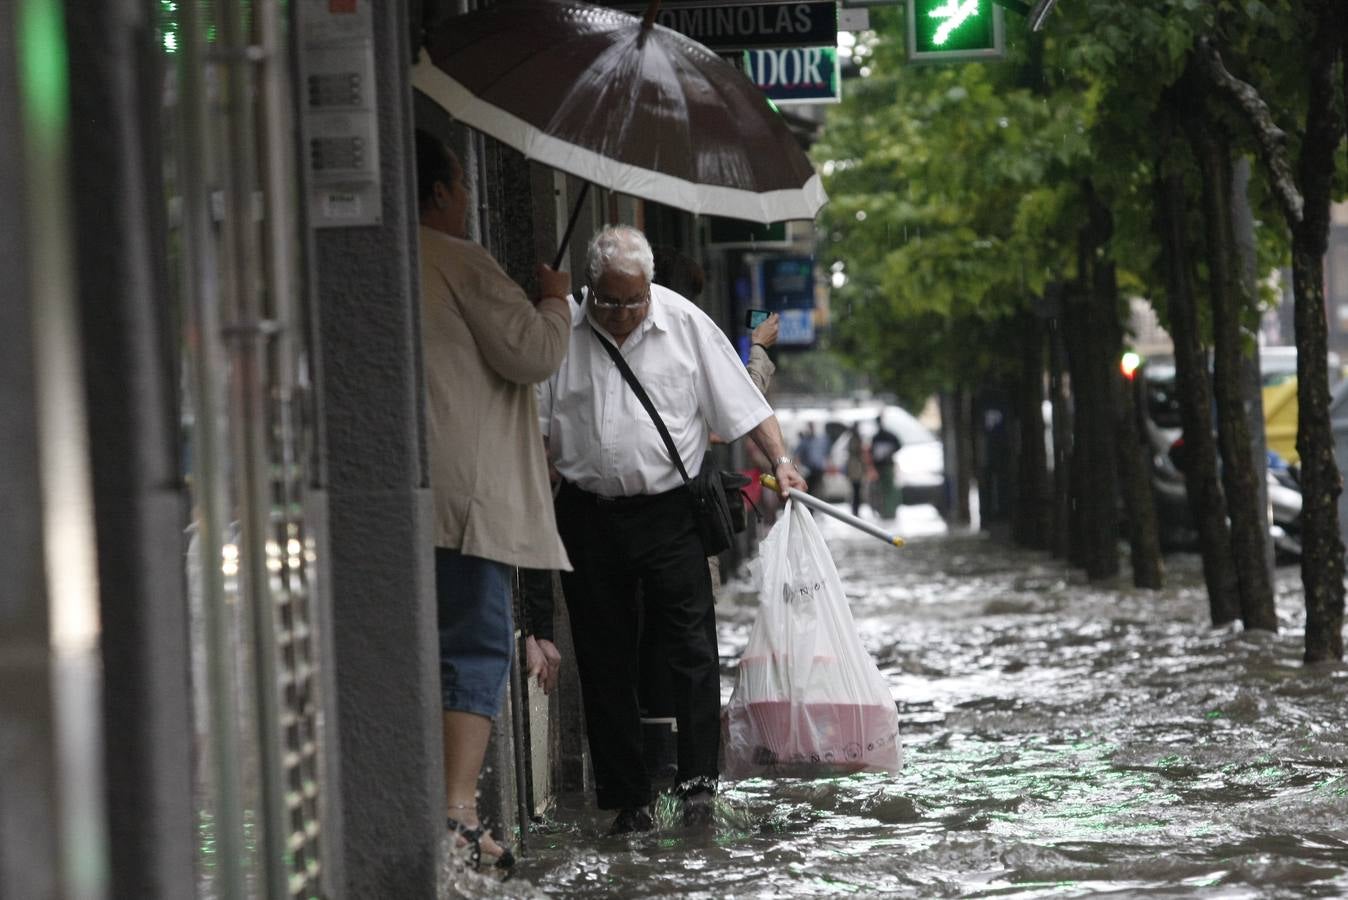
[928,0,980,45]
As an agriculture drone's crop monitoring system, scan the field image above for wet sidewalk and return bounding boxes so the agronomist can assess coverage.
[452,505,1348,899]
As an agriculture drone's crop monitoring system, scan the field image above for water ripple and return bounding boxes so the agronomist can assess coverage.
[505,514,1348,898]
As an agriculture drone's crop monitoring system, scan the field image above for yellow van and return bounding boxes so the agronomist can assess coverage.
[1259,347,1342,465]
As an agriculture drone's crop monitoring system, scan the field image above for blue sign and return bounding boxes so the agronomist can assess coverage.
[760,256,815,310]
[776,308,816,346]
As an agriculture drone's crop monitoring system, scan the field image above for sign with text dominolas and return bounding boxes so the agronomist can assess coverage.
[745,46,840,104]
[608,1,837,50]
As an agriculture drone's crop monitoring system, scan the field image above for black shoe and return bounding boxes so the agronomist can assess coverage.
[607,806,654,836]
[447,817,514,879]
[447,816,484,871]
[682,790,716,828]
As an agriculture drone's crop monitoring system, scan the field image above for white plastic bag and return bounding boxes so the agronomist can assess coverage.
[722,500,902,779]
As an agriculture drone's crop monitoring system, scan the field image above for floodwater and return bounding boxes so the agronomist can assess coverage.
[453,506,1348,899]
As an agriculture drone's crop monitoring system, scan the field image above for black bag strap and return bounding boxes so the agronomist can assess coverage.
[590,326,691,485]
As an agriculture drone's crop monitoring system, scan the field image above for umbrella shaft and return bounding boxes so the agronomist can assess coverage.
[760,475,904,547]
[552,181,591,271]
[641,0,662,30]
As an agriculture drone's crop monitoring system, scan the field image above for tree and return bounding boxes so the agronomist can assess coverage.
[816,0,1345,631]
[1180,63,1278,631]
[814,12,1117,563]
[1195,0,1346,659]
[1154,94,1242,625]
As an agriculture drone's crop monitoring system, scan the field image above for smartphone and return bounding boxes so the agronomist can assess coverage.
[745,308,770,329]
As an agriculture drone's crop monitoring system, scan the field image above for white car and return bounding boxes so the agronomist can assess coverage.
[817,406,947,511]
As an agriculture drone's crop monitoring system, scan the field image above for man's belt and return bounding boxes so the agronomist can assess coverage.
[565,481,686,509]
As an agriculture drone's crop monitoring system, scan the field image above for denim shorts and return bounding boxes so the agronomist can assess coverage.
[435,548,514,717]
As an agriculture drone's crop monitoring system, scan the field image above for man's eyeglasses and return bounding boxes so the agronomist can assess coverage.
[589,287,651,310]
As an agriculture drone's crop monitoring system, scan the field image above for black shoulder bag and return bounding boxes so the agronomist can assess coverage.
[591,326,751,556]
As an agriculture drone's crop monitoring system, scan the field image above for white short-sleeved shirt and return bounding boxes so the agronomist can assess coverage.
[539,283,772,497]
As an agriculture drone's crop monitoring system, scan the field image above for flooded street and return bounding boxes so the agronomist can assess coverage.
[470,507,1348,898]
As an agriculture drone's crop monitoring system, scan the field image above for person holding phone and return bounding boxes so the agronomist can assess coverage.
[744,309,779,395]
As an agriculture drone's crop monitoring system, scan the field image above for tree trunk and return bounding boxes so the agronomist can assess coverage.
[1293,0,1346,662]
[1155,95,1240,625]
[1013,311,1050,549]
[1069,183,1122,580]
[955,385,974,526]
[941,387,974,527]
[1085,189,1163,588]
[1063,287,1120,578]
[1111,316,1165,587]
[976,381,1014,532]
[1230,159,1274,579]
[1184,90,1277,632]
[1048,298,1072,559]
[1062,288,1091,569]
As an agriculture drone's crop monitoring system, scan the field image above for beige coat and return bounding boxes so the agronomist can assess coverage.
[419,226,572,570]
[746,344,775,396]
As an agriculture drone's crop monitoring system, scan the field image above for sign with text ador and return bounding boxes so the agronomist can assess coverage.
[612,2,837,50]
[745,46,840,103]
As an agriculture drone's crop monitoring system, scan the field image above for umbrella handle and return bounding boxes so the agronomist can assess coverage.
[760,474,906,548]
[551,181,591,272]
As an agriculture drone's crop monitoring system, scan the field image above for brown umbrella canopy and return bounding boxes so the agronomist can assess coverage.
[414,0,827,223]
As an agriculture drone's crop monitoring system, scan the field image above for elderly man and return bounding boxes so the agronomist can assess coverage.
[540,225,806,834]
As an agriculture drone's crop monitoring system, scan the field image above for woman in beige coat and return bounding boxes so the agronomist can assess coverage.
[416,131,571,874]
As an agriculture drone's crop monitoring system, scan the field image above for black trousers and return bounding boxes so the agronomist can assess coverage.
[555,480,719,810]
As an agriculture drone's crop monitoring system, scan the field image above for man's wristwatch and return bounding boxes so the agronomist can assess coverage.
[774,456,794,468]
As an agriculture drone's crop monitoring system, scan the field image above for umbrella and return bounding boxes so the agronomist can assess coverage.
[413,0,828,239]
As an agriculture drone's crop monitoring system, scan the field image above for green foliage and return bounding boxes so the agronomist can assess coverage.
[814,0,1345,398]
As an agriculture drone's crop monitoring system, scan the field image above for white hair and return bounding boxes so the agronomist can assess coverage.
[586,225,654,285]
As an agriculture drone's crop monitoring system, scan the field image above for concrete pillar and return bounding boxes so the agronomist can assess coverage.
[1,1,107,896]
[311,1,444,896]
[0,26,64,893]
[63,3,196,896]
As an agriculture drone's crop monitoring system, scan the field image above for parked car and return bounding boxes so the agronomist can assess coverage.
[1141,356,1302,559]
[817,406,947,512]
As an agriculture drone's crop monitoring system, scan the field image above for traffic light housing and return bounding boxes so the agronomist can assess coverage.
[906,0,1005,62]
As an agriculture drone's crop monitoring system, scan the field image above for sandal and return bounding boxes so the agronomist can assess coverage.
[446,816,483,871]
[446,816,515,878]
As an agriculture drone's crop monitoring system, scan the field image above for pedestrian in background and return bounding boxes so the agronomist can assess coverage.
[541,225,805,835]
[869,416,903,520]
[651,245,778,396]
[746,311,779,395]
[846,423,869,517]
[795,422,827,497]
[416,130,572,874]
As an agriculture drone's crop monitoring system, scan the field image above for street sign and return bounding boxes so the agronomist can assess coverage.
[744,47,840,104]
[709,217,787,245]
[906,0,1005,62]
[775,308,816,346]
[838,8,870,30]
[760,256,815,309]
[609,1,838,50]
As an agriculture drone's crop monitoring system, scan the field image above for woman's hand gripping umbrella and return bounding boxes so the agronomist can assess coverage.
[760,474,905,548]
